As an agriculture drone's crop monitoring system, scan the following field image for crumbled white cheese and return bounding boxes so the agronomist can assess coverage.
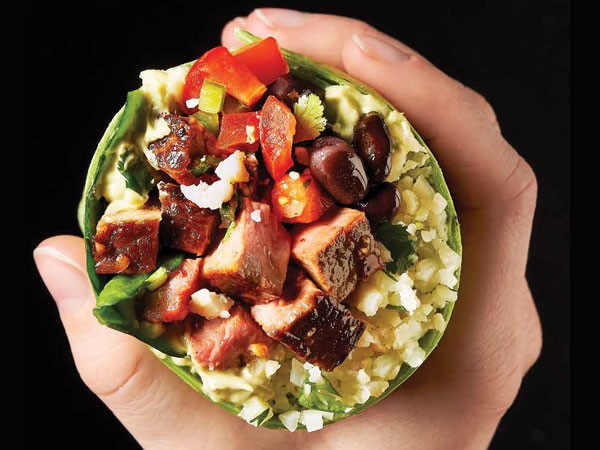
[190,289,234,320]
[299,410,324,432]
[215,150,250,183]
[320,411,334,421]
[288,171,300,180]
[180,179,234,210]
[265,360,281,378]
[238,397,273,426]
[250,210,262,223]
[279,410,301,432]
[245,125,258,143]
[185,98,199,109]
[308,365,323,383]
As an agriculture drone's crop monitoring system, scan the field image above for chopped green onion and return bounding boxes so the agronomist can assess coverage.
[198,80,226,114]
[190,155,221,176]
[192,110,220,136]
[223,220,236,241]
[145,267,168,291]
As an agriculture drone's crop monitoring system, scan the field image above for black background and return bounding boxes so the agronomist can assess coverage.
[30,1,569,448]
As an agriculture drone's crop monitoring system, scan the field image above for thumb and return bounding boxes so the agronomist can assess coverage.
[33,236,250,448]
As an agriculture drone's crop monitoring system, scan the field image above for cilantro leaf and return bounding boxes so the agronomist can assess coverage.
[298,376,348,413]
[219,191,240,229]
[250,408,272,426]
[117,149,154,195]
[375,222,417,275]
[293,93,326,142]
[386,304,408,313]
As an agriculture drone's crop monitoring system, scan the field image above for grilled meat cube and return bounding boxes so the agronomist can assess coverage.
[188,303,275,370]
[251,268,365,371]
[290,207,382,301]
[141,258,204,323]
[147,114,216,185]
[202,198,291,304]
[93,204,161,274]
[158,182,219,256]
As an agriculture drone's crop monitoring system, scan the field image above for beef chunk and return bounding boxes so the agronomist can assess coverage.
[188,303,275,370]
[251,268,365,371]
[290,207,382,301]
[93,205,161,274]
[158,182,219,256]
[147,114,216,185]
[202,198,291,304]
[141,258,204,323]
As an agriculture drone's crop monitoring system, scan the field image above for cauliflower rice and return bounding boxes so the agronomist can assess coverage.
[149,81,462,432]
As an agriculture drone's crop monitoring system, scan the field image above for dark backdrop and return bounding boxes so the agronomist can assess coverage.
[30,1,570,448]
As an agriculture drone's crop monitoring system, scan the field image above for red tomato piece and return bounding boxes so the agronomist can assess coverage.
[272,169,334,223]
[182,47,266,113]
[260,96,296,180]
[233,37,290,86]
[216,112,261,153]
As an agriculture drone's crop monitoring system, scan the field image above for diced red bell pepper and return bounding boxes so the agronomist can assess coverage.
[272,168,334,223]
[260,96,296,180]
[182,47,266,113]
[233,37,290,86]
[216,111,261,153]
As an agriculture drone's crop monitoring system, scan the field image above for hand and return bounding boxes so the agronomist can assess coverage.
[34,9,541,449]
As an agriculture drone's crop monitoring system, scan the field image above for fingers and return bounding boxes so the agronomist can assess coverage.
[221,9,417,68]
[341,34,536,212]
[34,236,282,449]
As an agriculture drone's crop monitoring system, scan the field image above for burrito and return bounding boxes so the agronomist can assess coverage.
[79,30,461,432]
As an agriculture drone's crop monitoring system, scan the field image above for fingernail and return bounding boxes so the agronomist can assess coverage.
[232,16,247,28]
[254,8,309,28]
[34,246,91,313]
[352,34,410,63]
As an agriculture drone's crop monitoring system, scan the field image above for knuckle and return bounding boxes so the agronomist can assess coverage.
[77,350,146,400]
[503,156,538,215]
[465,87,500,131]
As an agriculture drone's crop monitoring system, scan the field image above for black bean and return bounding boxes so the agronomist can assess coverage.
[310,137,369,204]
[355,182,401,227]
[354,112,392,185]
[265,74,324,108]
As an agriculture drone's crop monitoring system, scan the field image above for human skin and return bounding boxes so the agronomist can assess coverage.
[33,9,542,450]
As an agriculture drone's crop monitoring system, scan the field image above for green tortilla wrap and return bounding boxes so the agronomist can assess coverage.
[79,30,461,430]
